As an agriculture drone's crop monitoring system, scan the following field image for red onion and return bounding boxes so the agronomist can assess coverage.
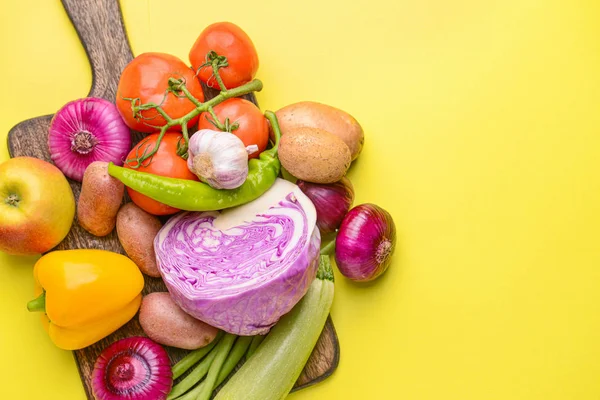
[335,203,396,282]
[49,97,131,182]
[92,336,172,400]
[297,177,354,234]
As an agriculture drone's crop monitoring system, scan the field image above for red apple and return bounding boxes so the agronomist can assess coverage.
[0,157,75,255]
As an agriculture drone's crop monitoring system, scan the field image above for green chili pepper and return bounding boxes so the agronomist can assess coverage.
[108,111,282,211]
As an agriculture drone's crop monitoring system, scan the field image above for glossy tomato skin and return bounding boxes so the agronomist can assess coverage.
[197,98,269,159]
[189,22,259,90]
[124,132,199,215]
[116,52,205,133]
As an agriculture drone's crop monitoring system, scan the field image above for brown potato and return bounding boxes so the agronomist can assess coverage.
[139,292,219,350]
[276,101,364,160]
[77,161,124,236]
[116,202,162,277]
[278,127,351,184]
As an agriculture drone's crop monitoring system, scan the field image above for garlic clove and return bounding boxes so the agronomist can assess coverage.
[246,145,259,156]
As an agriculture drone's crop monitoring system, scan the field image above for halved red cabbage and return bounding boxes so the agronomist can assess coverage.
[154,179,320,335]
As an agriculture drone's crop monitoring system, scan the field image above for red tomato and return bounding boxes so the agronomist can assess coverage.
[197,98,269,158]
[124,132,199,215]
[189,22,259,90]
[116,52,205,133]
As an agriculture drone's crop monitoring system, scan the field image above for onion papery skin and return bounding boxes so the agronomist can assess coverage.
[335,203,396,282]
[297,177,354,234]
[155,192,321,336]
[49,97,131,182]
[91,336,172,400]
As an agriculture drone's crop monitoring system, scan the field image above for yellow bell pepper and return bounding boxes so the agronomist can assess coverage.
[27,249,144,350]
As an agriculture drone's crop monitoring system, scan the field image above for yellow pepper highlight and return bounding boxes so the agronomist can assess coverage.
[28,249,144,350]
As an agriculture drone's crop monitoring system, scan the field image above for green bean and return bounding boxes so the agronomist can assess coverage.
[167,350,217,399]
[246,335,265,359]
[214,336,253,387]
[176,333,237,400]
[171,331,223,380]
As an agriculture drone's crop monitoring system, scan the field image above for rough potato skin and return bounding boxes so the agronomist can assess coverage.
[116,202,162,277]
[276,101,364,160]
[278,127,351,183]
[139,292,219,350]
[77,161,124,236]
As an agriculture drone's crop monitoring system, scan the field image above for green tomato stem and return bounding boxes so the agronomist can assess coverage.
[125,78,263,167]
[207,106,227,131]
[154,105,174,123]
[172,78,203,108]
[171,78,262,127]
[126,124,169,168]
[178,124,190,157]
[212,58,228,92]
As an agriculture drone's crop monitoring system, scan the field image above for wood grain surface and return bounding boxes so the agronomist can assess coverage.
[6,0,339,398]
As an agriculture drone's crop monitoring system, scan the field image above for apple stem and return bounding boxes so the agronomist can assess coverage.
[5,194,20,207]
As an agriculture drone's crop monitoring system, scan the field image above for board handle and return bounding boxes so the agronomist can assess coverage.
[61,0,133,101]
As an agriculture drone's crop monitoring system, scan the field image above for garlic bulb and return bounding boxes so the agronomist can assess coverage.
[187,129,258,189]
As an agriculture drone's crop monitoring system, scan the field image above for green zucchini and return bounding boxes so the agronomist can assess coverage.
[214,255,335,400]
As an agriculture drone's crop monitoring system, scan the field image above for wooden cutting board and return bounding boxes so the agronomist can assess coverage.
[6,0,339,398]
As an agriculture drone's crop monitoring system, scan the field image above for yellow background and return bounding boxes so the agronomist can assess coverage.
[1,0,600,399]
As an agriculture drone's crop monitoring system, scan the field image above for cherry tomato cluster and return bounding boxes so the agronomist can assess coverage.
[114,22,269,215]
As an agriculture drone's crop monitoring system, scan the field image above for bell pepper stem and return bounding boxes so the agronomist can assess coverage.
[27,292,46,313]
[264,111,281,154]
